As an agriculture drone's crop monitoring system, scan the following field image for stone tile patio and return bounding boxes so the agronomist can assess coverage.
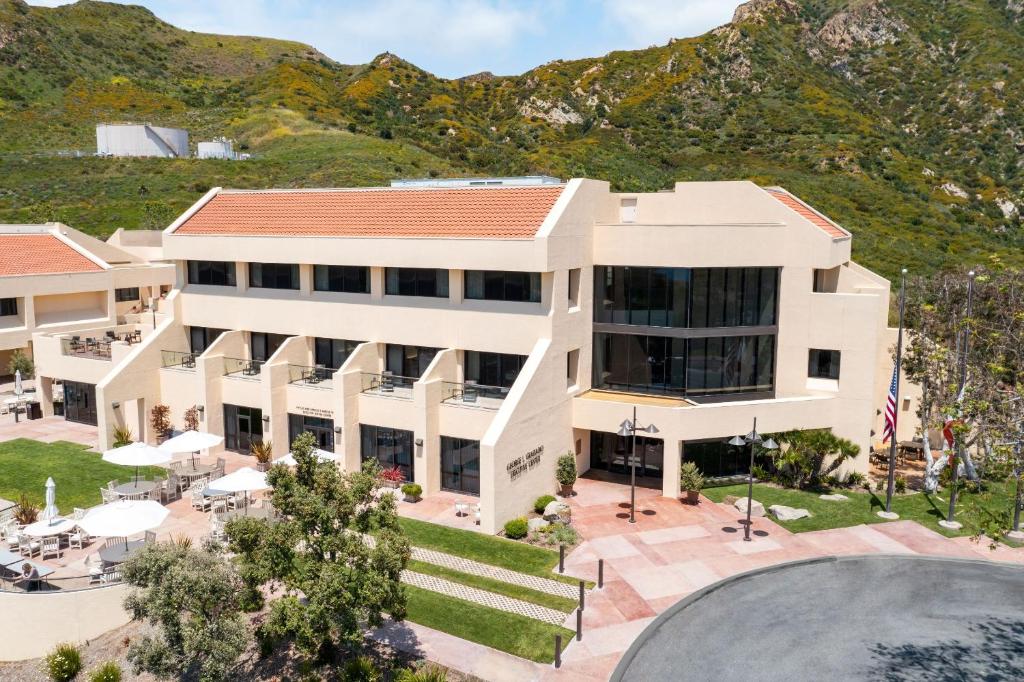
[0,415,98,447]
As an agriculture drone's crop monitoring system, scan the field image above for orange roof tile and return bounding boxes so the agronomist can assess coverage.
[0,234,103,277]
[765,188,849,239]
[174,186,566,239]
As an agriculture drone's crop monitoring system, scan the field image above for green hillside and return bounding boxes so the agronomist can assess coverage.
[2,0,1023,280]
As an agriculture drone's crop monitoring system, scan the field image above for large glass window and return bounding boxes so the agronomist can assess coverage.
[188,326,226,354]
[223,404,262,453]
[0,298,17,316]
[590,431,663,478]
[315,338,362,370]
[808,349,841,380]
[385,268,449,298]
[288,413,335,452]
[114,287,139,302]
[360,424,414,480]
[594,266,777,328]
[684,440,774,479]
[386,344,440,378]
[249,263,299,290]
[187,260,236,286]
[464,352,526,388]
[250,332,290,362]
[63,381,97,426]
[464,271,541,303]
[314,265,370,294]
[685,335,774,396]
[440,436,480,495]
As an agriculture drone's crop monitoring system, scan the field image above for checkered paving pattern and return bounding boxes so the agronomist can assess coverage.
[410,546,581,600]
[401,570,569,625]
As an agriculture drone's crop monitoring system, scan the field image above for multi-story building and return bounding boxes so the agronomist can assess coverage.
[32,178,901,533]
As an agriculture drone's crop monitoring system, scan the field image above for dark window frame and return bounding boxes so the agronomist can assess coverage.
[464,270,542,303]
[314,338,363,370]
[360,424,414,481]
[384,268,449,298]
[464,351,526,389]
[248,262,300,290]
[313,265,370,294]
[808,349,841,380]
[288,413,335,452]
[187,260,236,287]
[385,344,440,379]
[440,436,481,495]
[0,298,17,317]
[114,287,140,303]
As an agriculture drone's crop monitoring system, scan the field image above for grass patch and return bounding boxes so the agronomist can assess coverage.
[403,584,573,664]
[396,517,588,587]
[0,438,164,513]
[406,560,578,613]
[703,481,1017,540]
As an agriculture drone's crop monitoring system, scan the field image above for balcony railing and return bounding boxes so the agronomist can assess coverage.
[59,329,144,361]
[288,364,332,387]
[224,357,263,378]
[161,350,196,370]
[361,372,415,399]
[440,381,508,409]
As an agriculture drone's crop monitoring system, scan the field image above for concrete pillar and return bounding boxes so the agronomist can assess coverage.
[260,361,290,457]
[663,439,682,499]
[413,378,442,493]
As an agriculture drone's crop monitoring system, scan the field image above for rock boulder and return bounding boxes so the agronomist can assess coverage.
[543,500,571,522]
[769,504,811,521]
[733,497,765,517]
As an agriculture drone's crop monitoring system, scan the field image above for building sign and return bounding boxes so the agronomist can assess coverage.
[507,445,544,482]
[294,406,333,419]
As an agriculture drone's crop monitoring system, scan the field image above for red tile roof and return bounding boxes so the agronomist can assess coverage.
[765,188,849,239]
[174,186,566,239]
[0,234,103,276]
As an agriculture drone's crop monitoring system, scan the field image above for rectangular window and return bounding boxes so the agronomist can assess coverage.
[590,430,663,478]
[440,436,481,495]
[114,287,139,303]
[620,197,638,223]
[464,270,541,303]
[314,338,362,370]
[567,348,580,388]
[0,298,17,316]
[288,413,335,452]
[223,404,263,453]
[360,424,414,481]
[386,344,440,379]
[465,351,526,389]
[187,260,236,286]
[188,326,226,354]
[684,439,773,479]
[249,263,299,290]
[808,349,841,380]
[250,332,290,362]
[313,265,370,294]
[385,268,449,298]
[568,268,581,309]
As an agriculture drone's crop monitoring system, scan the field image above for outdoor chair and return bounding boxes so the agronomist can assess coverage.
[211,497,228,514]
[160,474,181,503]
[87,554,104,584]
[41,536,61,560]
[100,566,122,584]
[474,503,481,525]
[101,488,119,503]
[208,518,226,543]
[19,534,40,557]
[106,331,116,341]
[216,457,226,470]
[106,480,118,490]
[191,483,211,512]
[381,371,395,393]
[144,530,157,544]
[463,380,479,404]
[68,526,89,550]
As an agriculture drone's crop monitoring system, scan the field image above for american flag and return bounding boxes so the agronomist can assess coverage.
[882,364,898,443]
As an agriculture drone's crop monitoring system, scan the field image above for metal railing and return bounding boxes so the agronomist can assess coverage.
[440,381,508,409]
[161,350,196,369]
[224,357,263,378]
[361,372,415,398]
[288,364,332,386]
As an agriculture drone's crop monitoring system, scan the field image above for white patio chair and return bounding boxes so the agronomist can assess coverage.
[101,488,119,503]
[41,536,61,560]
[100,566,122,584]
[72,507,87,520]
[211,497,228,514]
[18,534,40,557]
[191,482,211,511]
[144,530,157,544]
[86,554,104,584]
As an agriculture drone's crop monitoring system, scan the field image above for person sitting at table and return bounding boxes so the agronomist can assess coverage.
[21,563,40,592]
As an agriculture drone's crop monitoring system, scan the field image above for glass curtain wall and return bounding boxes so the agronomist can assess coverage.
[440,436,481,494]
[386,344,440,378]
[360,424,414,480]
[314,338,363,370]
[590,431,664,478]
[288,414,335,452]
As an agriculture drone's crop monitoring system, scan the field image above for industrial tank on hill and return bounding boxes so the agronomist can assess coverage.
[96,123,189,158]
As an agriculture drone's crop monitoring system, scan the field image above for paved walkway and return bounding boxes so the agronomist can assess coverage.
[411,546,581,600]
[402,570,568,625]
[0,416,98,447]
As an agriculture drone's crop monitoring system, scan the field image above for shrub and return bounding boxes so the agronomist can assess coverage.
[401,483,422,497]
[824,474,842,489]
[14,493,39,525]
[556,452,578,487]
[88,661,122,682]
[895,476,907,494]
[535,522,578,547]
[750,464,771,481]
[396,664,448,681]
[112,425,133,448]
[8,349,34,378]
[770,429,860,489]
[249,439,274,465]
[183,405,200,432]
[504,517,528,539]
[679,462,705,491]
[149,404,172,439]
[380,466,405,483]
[846,471,866,487]
[45,643,82,682]
[342,655,381,681]
[534,494,556,514]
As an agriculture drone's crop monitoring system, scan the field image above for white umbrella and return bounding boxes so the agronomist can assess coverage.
[41,477,59,522]
[159,430,224,466]
[78,499,169,548]
[207,467,269,513]
[102,442,171,482]
[14,370,22,396]
[273,448,339,467]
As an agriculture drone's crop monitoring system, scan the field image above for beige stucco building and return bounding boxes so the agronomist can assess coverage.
[29,178,912,533]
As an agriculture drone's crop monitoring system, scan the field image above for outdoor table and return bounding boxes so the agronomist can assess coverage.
[22,518,77,537]
[11,559,54,591]
[114,480,157,499]
[178,463,215,480]
[98,539,146,565]
[0,549,23,569]
[217,506,275,521]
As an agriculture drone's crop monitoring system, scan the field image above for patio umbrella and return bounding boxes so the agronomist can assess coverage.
[41,477,59,522]
[102,442,171,483]
[273,448,339,467]
[77,499,169,549]
[14,370,22,396]
[207,467,270,513]
[159,430,224,466]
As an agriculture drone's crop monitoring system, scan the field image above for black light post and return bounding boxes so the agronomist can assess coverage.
[729,417,778,542]
[618,406,658,524]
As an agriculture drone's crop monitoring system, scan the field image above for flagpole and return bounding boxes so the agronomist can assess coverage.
[883,268,908,516]
[944,270,975,529]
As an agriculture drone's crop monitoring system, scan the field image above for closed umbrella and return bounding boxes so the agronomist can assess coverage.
[41,477,59,522]
[207,467,269,513]
[78,499,169,549]
[102,442,171,483]
[159,430,224,466]
[14,370,22,396]
[273,448,339,467]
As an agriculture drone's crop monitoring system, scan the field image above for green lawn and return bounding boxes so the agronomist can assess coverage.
[703,481,1017,540]
[403,585,573,664]
[406,559,578,613]
[0,438,164,513]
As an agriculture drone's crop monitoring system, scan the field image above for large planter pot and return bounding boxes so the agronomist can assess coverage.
[256,462,271,472]
[683,489,700,505]
[383,479,401,490]
[559,483,574,498]
[404,493,421,503]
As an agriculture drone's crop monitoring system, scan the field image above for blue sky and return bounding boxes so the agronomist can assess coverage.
[30,1,743,78]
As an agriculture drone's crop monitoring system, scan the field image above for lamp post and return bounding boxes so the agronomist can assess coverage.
[729,417,778,542]
[617,406,659,524]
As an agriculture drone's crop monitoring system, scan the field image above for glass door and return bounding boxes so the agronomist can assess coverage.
[288,414,335,452]
[63,381,97,425]
[224,404,263,453]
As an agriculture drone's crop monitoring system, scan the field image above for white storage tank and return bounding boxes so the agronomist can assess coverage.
[197,137,236,160]
[95,123,189,158]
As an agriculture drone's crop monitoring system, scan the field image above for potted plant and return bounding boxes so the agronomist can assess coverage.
[14,493,39,525]
[401,482,422,502]
[112,425,134,447]
[380,466,404,489]
[556,452,578,497]
[680,461,705,505]
[149,403,172,442]
[250,440,274,471]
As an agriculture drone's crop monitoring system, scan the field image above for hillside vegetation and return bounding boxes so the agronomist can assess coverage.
[2,0,1023,279]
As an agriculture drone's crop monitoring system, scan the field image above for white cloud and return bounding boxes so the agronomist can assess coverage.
[602,0,737,46]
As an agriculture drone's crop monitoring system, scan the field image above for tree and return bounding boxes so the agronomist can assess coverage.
[183,405,200,432]
[225,431,410,664]
[149,404,172,441]
[769,429,859,489]
[121,543,249,682]
[7,349,34,378]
